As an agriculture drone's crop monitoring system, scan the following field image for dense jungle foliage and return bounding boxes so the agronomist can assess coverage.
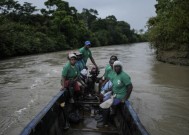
[147,0,189,64]
[0,0,146,59]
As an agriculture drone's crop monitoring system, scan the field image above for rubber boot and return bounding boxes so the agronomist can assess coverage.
[97,108,110,128]
[103,108,110,126]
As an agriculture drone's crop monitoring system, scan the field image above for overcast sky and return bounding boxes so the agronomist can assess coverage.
[17,0,157,30]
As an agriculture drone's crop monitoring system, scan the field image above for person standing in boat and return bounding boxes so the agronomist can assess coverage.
[97,60,133,128]
[79,41,98,69]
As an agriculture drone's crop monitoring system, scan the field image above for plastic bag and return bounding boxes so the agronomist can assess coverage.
[99,95,116,109]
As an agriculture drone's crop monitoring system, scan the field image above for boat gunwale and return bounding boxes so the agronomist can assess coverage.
[20,90,64,135]
[125,101,149,135]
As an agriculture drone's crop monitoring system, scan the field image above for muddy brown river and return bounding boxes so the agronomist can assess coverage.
[0,42,189,135]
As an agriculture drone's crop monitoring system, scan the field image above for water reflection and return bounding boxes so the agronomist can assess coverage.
[147,59,189,135]
[151,62,189,88]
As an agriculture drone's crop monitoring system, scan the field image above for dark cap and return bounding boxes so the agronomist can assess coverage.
[110,55,118,61]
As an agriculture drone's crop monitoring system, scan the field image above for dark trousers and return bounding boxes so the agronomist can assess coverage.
[102,108,110,125]
[102,103,123,125]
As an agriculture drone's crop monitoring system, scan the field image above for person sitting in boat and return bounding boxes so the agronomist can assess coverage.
[100,55,118,87]
[79,41,98,69]
[97,60,133,128]
[99,56,118,101]
[75,51,86,72]
[61,53,81,103]
[75,51,88,94]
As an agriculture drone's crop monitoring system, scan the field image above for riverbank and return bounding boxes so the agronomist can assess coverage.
[156,50,189,66]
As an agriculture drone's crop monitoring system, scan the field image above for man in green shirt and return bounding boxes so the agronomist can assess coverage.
[61,53,87,93]
[61,53,80,129]
[100,56,118,96]
[112,61,133,101]
[61,53,80,93]
[97,60,133,128]
[79,41,98,68]
[101,59,115,93]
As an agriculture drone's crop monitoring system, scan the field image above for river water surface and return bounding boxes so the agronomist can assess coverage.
[0,42,189,135]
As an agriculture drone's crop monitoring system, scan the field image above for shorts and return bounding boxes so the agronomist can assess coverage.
[64,80,80,91]
[103,91,112,101]
[101,80,112,92]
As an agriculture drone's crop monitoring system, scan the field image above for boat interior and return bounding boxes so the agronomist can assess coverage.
[20,68,149,135]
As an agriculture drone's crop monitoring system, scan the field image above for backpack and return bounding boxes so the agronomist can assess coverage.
[68,110,80,123]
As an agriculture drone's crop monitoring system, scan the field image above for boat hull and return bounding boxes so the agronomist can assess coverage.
[20,91,149,135]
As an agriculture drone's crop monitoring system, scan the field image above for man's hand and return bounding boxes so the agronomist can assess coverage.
[95,65,98,69]
[83,83,87,88]
[99,93,104,102]
[121,97,127,103]
[60,87,67,91]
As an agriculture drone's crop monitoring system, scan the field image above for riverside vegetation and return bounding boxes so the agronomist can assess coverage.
[147,0,189,65]
[0,0,147,59]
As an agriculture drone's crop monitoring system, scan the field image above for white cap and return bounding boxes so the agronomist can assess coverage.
[113,60,122,68]
[69,53,77,59]
[75,51,82,56]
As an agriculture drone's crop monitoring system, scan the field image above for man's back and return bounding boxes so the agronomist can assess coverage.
[79,47,92,64]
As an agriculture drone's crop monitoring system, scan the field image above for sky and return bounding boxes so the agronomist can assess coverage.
[17,0,157,31]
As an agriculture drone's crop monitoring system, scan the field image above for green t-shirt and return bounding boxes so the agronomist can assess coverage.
[104,64,115,81]
[79,47,92,64]
[62,62,79,80]
[112,71,131,100]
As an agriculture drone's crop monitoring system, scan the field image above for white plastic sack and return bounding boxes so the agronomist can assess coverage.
[80,69,88,76]
[99,95,114,109]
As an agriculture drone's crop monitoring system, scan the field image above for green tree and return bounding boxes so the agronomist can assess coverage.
[147,0,189,64]
[79,8,98,29]
[0,0,144,59]
[148,0,189,51]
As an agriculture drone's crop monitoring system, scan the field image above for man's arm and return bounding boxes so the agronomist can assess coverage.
[90,56,98,68]
[77,76,87,87]
[61,76,65,90]
[125,83,133,100]
[61,64,68,89]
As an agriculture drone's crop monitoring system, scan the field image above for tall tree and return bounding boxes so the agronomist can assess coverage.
[79,8,98,29]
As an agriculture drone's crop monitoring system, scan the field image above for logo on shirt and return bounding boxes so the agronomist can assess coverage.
[117,80,121,85]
